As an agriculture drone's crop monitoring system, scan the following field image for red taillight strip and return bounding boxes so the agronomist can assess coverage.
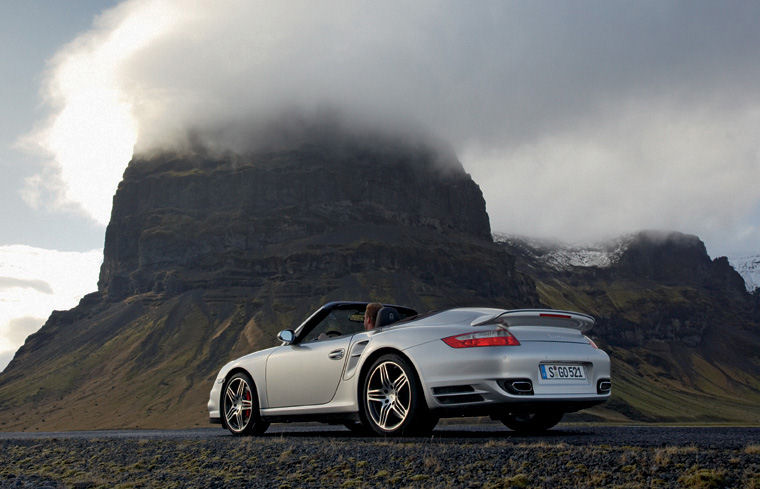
[539,313,572,319]
[442,330,520,348]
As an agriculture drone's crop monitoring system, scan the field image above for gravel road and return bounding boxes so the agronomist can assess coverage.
[1,423,758,488]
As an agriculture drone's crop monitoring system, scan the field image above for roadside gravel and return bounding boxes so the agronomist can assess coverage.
[1,425,758,488]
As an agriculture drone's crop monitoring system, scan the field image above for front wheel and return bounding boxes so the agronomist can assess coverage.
[360,354,427,436]
[222,372,269,436]
[499,411,563,433]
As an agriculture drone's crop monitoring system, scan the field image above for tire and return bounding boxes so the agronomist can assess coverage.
[359,353,428,436]
[499,411,563,433]
[221,372,269,436]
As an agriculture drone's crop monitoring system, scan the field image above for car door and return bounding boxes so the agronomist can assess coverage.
[265,305,366,408]
[265,335,353,407]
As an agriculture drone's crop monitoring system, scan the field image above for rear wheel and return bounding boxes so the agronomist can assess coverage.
[222,372,269,436]
[499,411,563,433]
[360,353,428,436]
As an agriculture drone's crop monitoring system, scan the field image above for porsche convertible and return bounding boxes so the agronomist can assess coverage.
[208,301,611,436]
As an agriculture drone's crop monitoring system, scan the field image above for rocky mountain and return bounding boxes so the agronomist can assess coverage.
[0,133,538,430]
[98,139,494,301]
[1,128,758,430]
[498,232,760,423]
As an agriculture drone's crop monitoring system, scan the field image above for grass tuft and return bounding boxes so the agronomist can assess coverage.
[678,466,727,489]
[745,444,760,455]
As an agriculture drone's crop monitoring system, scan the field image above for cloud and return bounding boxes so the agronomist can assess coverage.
[19,0,177,225]
[0,350,14,374]
[0,277,53,294]
[4,317,46,345]
[0,245,102,356]
[22,0,760,253]
[0,317,47,372]
[466,100,760,251]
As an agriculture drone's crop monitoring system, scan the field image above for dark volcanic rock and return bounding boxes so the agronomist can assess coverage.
[615,231,748,295]
[600,232,754,346]
[99,139,495,300]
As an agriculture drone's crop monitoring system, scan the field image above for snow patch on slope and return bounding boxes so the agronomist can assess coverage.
[728,255,760,292]
[494,234,634,271]
[497,232,759,293]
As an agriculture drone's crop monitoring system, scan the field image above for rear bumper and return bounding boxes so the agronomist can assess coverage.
[209,416,222,425]
[405,338,611,413]
[431,398,607,418]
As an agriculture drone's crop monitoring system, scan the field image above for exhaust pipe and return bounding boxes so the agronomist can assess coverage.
[511,381,533,393]
[500,378,534,395]
[597,379,611,394]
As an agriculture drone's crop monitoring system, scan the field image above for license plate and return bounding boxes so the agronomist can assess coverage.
[539,364,586,381]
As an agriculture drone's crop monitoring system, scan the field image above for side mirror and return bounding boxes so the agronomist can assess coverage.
[277,329,295,344]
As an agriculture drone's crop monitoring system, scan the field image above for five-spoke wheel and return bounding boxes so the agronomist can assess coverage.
[222,372,269,435]
[361,354,431,436]
[366,360,411,431]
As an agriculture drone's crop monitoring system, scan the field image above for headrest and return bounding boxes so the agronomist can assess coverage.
[375,306,400,328]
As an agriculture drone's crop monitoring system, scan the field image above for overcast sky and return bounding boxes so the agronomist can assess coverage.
[2,1,759,371]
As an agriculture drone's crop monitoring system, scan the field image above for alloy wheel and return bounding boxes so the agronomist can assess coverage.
[365,361,412,431]
[224,376,253,433]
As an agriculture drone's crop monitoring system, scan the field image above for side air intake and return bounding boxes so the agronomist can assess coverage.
[432,385,485,405]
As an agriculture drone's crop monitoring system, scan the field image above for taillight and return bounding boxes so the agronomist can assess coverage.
[442,330,520,348]
[584,336,599,349]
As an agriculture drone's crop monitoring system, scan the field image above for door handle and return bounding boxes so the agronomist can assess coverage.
[328,349,345,360]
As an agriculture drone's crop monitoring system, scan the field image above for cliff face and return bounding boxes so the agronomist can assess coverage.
[99,140,495,300]
[582,232,751,348]
[614,232,748,293]
[0,135,537,430]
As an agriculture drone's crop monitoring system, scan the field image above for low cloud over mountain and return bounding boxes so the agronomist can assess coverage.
[22,0,760,254]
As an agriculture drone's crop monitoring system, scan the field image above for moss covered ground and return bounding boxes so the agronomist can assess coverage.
[1,435,758,488]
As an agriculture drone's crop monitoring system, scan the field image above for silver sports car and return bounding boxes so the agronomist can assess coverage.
[208,301,611,436]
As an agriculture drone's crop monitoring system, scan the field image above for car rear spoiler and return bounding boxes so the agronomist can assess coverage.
[470,309,595,333]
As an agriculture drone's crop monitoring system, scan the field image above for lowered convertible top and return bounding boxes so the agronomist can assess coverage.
[471,309,595,332]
